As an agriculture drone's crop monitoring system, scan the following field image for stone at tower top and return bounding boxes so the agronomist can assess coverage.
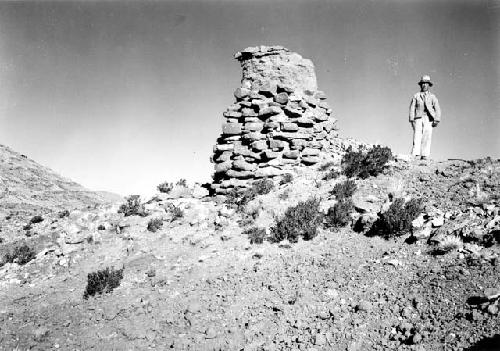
[234,45,318,94]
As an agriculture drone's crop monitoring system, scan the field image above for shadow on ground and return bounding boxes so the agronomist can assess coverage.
[464,334,500,351]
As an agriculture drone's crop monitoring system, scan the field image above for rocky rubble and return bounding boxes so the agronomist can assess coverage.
[0,155,499,350]
[211,46,343,195]
[400,158,500,258]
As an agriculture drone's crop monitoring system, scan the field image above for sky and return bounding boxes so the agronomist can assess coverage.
[0,0,498,196]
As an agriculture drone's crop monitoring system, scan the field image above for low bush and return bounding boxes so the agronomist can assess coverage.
[225,179,275,210]
[323,169,340,181]
[243,227,266,244]
[157,182,173,194]
[278,188,290,200]
[170,206,184,221]
[331,180,357,200]
[324,198,355,228]
[30,215,44,224]
[176,178,187,187]
[83,267,124,299]
[2,244,36,266]
[147,218,163,232]
[369,198,424,238]
[435,236,463,254]
[58,210,70,218]
[252,178,274,195]
[318,161,335,172]
[164,202,184,221]
[118,195,147,217]
[224,188,244,209]
[342,145,392,179]
[280,173,293,185]
[270,198,322,243]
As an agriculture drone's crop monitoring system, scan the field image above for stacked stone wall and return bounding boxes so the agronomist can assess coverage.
[210,46,340,195]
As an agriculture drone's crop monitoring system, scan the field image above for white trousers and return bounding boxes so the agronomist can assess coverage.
[412,116,433,157]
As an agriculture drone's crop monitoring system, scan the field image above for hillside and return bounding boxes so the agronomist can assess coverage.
[0,144,119,242]
[0,149,498,351]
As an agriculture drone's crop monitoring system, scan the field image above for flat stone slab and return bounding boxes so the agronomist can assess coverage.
[245,122,264,132]
[251,140,268,151]
[222,123,242,135]
[214,161,232,173]
[302,147,320,157]
[301,156,320,165]
[272,132,311,140]
[255,166,284,178]
[259,106,282,117]
[283,150,300,159]
[226,169,254,179]
[281,123,299,132]
[232,159,257,172]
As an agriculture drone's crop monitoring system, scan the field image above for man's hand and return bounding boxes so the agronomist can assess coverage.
[432,121,439,127]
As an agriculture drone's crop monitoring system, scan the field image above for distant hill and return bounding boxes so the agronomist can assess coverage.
[0,144,120,219]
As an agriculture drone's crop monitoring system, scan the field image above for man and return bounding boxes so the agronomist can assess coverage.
[409,75,441,160]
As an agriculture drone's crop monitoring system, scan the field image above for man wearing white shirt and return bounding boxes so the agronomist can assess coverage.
[409,75,442,160]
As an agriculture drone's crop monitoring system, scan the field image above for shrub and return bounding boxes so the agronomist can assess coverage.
[225,179,275,210]
[118,195,147,217]
[58,210,70,218]
[243,227,266,244]
[323,169,340,181]
[157,182,173,194]
[170,206,184,221]
[318,161,335,172]
[280,173,293,185]
[147,218,163,232]
[342,145,392,179]
[436,236,463,254]
[251,178,274,195]
[176,178,187,187]
[2,244,36,266]
[164,202,184,221]
[278,189,290,200]
[324,199,355,228]
[369,198,424,238]
[224,188,244,208]
[30,215,44,224]
[270,198,322,243]
[83,267,124,299]
[331,180,357,200]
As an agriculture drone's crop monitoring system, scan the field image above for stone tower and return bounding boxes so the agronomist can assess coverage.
[210,45,340,195]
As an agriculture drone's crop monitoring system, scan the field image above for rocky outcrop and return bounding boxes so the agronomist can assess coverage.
[210,46,340,195]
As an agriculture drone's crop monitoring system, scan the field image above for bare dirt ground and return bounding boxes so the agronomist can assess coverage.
[0,157,499,351]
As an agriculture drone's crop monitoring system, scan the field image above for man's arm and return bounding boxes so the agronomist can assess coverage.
[409,96,416,122]
[433,96,441,122]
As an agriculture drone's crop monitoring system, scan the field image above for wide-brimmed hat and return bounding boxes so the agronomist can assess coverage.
[418,75,433,86]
